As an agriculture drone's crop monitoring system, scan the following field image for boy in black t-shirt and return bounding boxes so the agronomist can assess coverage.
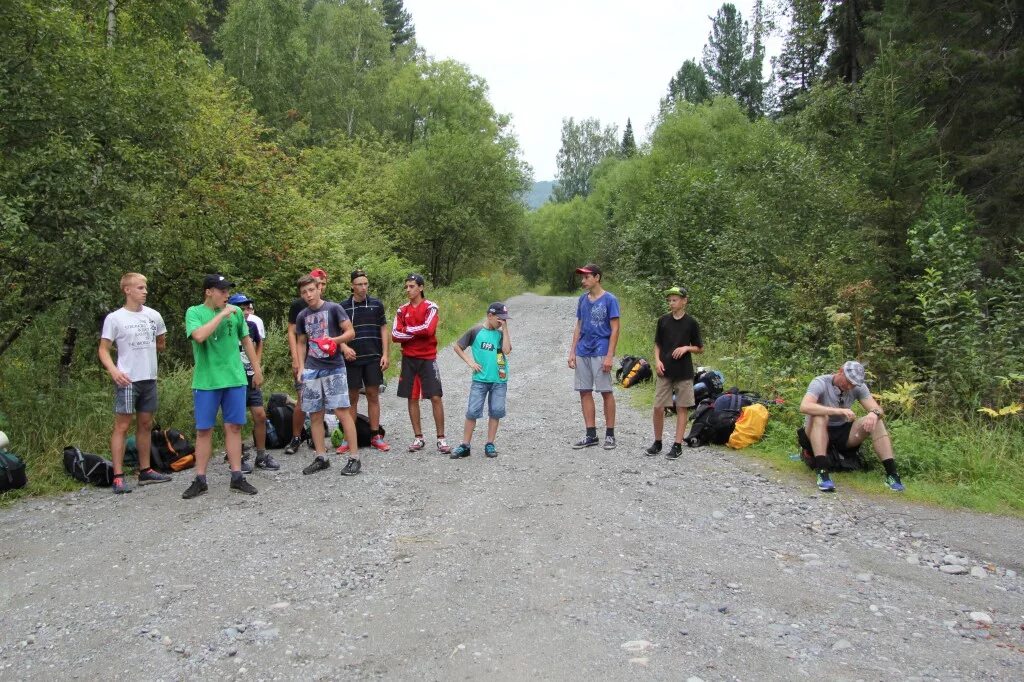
[647,286,703,459]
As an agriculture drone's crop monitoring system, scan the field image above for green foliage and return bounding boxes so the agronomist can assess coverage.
[665,59,712,107]
[552,117,619,202]
[521,199,604,292]
[620,119,637,158]
[775,0,827,111]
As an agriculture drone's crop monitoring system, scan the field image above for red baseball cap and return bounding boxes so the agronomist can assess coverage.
[309,268,328,282]
[575,263,602,276]
[314,337,337,356]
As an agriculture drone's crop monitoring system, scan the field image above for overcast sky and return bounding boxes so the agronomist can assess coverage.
[403,0,782,181]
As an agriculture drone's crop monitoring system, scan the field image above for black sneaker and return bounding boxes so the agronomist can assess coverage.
[284,437,302,455]
[572,435,600,449]
[340,458,362,476]
[240,454,254,474]
[303,456,330,475]
[255,453,281,471]
[645,442,662,456]
[665,443,683,459]
[230,477,258,495]
[182,478,208,499]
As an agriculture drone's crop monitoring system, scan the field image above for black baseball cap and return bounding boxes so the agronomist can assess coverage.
[351,269,368,281]
[202,274,234,290]
[405,273,425,286]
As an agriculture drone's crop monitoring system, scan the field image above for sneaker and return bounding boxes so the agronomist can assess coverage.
[230,477,258,495]
[816,472,836,492]
[645,442,662,456]
[885,474,905,492]
[603,435,617,450]
[240,454,253,475]
[408,437,426,452]
[284,437,302,455]
[370,435,390,451]
[112,474,132,494]
[138,468,171,485]
[437,438,453,454]
[341,458,362,476]
[484,443,497,458]
[450,443,471,459]
[572,435,600,449]
[181,478,208,499]
[336,440,350,455]
[665,443,683,460]
[255,453,280,471]
[302,456,331,475]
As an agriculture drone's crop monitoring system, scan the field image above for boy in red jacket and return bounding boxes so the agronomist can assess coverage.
[392,273,451,453]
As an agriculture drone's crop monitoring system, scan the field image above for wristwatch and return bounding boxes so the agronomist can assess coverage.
[870,408,882,416]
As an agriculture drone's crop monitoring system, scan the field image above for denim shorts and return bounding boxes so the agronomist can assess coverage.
[466,380,507,420]
[301,367,350,413]
[194,386,247,430]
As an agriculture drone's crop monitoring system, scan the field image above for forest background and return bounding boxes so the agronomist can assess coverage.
[1,1,1022,511]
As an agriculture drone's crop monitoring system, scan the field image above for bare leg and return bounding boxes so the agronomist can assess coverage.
[673,407,688,444]
[806,415,830,456]
[408,399,422,436]
[652,406,664,442]
[292,386,305,437]
[336,408,360,460]
[224,423,243,471]
[486,417,500,443]
[463,418,476,445]
[110,414,133,476]
[310,411,327,454]
[601,390,616,428]
[135,412,154,469]
[580,391,596,428]
[848,416,895,462]
[365,385,381,431]
[348,388,361,433]
[430,395,445,437]
[194,428,214,475]
[251,406,267,450]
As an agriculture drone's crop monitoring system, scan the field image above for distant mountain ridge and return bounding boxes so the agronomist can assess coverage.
[524,180,555,210]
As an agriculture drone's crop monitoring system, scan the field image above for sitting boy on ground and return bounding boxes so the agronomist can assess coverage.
[799,360,905,493]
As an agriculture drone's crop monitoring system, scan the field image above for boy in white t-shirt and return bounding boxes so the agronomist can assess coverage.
[98,273,173,493]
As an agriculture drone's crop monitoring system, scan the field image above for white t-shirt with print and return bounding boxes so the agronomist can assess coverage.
[100,306,167,381]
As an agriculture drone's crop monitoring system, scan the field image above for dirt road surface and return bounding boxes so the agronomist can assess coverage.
[2,293,1023,680]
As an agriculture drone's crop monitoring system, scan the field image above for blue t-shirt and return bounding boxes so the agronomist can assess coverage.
[575,292,620,357]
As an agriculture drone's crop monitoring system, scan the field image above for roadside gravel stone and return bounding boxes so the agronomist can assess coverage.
[1,293,1023,680]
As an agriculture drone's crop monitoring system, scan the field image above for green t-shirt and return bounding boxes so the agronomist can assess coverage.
[185,304,249,390]
[456,325,509,384]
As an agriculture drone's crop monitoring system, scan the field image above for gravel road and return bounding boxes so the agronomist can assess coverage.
[2,293,1023,681]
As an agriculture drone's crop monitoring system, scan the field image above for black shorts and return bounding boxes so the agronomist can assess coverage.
[827,421,856,452]
[397,357,443,399]
[246,380,264,408]
[346,361,384,391]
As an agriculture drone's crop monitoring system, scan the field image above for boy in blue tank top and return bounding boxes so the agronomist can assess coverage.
[449,303,513,459]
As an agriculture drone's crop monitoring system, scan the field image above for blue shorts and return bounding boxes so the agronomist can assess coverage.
[466,381,507,420]
[193,386,248,430]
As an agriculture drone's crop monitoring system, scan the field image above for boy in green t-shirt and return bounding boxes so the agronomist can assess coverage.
[181,274,263,499]
[450,303,512,459]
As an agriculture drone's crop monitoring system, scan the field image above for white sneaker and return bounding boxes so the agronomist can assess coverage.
[436,438,452,454]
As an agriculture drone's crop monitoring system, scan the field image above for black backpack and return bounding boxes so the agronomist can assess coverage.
[62,447,114,486]
[0,449,28,492]
[150,427,195,473]
[354,414,385,447]
[796,427,866,472]
[266,393,294,449]
[685,392,748,447]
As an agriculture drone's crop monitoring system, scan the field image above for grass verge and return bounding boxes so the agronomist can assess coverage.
[607,283,1024,516]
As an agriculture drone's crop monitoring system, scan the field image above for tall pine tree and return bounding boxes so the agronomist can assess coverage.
[381,0,415,53]
[620,119,637,158]
[702,3,749,98]
[775,0,827,111]
[666,59,712,106]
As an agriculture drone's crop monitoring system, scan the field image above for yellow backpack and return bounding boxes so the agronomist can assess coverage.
[727,404,769,449]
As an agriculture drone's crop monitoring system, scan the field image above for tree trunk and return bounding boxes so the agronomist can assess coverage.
[58,324,78,386]
[106,0,117,49]
[0,315,34,358]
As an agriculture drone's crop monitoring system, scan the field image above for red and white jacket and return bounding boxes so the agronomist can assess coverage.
[392,298,439,360]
